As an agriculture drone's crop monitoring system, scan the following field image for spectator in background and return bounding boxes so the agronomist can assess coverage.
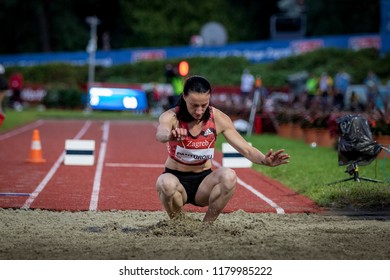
[387,79,390,94]
[0,64,9,126]
[165,63,184,108]
[349,91,365,112]
[170,75,184,107]
[240,69,255,100]
[364,70,380,113]
[333,69,351,111]
[9,72,24,111]
[319,72,333,111]
[305,72,318,109]
[381,79,390,114]
[165,63,175,84]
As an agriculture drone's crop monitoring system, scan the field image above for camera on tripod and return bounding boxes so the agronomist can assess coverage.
[328,114,388,185]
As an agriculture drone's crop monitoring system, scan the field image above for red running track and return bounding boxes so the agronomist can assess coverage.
[0,120,321,214]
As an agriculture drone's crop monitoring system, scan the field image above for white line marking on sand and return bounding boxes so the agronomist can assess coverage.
[22,121,92,209]
[212,159,285,214]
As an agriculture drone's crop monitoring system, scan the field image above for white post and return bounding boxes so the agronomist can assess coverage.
[247,77,262,137]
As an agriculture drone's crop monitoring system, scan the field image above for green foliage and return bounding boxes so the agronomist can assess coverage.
[376,51,390,78]
[6,47,390,89]
[186,57,250,86]
[6,64,88,88]
[305,0,380,37]
[96,61,167,84]
[42,87,84,109]
[267,47,383,84]
[119,0,243,47]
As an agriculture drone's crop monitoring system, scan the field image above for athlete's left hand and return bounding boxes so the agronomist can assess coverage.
[262,149,290,166]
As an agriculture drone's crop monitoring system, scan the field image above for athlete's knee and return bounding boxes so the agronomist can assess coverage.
[156,175,178,197]
[218,168,237,192]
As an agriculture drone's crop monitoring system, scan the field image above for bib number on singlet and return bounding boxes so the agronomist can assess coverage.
[175,146,214,164]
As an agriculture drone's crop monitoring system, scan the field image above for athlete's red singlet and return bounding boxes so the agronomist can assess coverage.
[168,107,217,165]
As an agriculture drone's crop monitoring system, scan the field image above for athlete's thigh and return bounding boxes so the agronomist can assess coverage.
[194,169,224,206]
[195,167,237,206]
[156,173,187,200]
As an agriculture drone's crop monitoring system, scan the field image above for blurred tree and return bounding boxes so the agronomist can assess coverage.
[0,0,381,54]
[305,0,380,36]
[114,0,252,47]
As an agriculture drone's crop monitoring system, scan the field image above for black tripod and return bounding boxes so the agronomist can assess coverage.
[328,162,383,185]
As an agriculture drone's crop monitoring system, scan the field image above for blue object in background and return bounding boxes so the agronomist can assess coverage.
[2,33,389,66]
[89,87,148,111]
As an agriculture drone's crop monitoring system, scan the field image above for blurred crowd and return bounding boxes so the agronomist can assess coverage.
[300,69,389,114]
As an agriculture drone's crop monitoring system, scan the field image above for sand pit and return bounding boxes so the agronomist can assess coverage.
[1,208,389,260]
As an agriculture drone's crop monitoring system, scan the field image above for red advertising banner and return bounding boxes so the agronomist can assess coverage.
[348,36,381,50]
[290,39,324,55]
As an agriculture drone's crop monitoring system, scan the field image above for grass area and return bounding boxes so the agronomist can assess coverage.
[0,108,156,133]
[2,108,390,210]
[217,134,390,210]
[0,109,40,132]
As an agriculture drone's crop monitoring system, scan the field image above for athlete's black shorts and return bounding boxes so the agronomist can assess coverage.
[163,167,212,206]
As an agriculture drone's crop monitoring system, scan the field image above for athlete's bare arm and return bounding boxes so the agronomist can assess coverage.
[156,110,187,143]
[214,108,289,166]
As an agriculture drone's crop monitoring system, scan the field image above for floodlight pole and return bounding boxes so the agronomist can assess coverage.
[85,16,100,112]
[86,16,100,88]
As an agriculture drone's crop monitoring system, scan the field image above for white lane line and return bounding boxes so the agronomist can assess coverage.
[237,177,285,214]
[73,121,92,139]
[106,159,285,213]
[22,153,65,210]
[105,159,284,213]
[212,159,285,214]
[0,120,44,141]
[89,121,110,211]
[22,121,92,210]
[105,163,165,168]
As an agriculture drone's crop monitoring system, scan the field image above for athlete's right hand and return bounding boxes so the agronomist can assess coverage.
[171,127,187,141]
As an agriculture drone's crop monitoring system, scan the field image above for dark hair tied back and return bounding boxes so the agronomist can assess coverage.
[176,75,212,122]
